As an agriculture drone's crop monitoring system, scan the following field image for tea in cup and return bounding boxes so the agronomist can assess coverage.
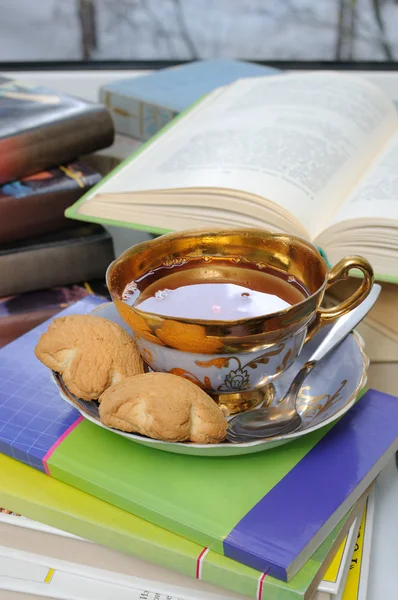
[107,229,373,414]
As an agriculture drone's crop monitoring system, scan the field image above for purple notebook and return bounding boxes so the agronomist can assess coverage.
[1,297,398,581]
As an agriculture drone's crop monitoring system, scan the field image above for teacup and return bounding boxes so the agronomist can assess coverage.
[106,228,373,414]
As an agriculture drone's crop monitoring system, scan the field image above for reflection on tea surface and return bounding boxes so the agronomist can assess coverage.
[122,257,308,321]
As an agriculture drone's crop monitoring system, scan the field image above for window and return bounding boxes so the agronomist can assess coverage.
[2,0,398,65]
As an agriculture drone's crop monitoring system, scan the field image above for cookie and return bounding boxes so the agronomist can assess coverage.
[98,372,227,444]
[35,314,144,400]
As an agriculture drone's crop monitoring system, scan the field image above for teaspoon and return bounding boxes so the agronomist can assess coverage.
[227,283,381,443]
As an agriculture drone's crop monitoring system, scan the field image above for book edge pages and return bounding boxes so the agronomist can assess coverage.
[0,500,363,600]
[65,91,220,220]
[0,513,84,542]
[0,496,366,600]
[317,516,361,594]
[0,545,241,600]
[335,486,376,600]
[357,487,376,600]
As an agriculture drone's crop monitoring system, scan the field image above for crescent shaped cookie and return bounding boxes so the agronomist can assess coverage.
[35,314,144,400]
[98,372,227,444]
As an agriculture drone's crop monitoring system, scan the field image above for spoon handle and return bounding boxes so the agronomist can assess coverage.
[309,283,381,363]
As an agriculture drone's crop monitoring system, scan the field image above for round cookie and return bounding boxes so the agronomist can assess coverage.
[98,372,227,444]
[35,314,144,400]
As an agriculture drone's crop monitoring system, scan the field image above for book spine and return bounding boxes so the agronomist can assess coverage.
[101,88,177,141]
[0,107,114,184]
[0,235,114,296]
[0,178,100,245]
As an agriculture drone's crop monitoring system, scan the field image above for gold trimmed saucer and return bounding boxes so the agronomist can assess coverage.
[53,303,368,457]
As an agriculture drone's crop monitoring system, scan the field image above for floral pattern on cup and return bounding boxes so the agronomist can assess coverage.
[135,334,305,394]
[222,367,250,392]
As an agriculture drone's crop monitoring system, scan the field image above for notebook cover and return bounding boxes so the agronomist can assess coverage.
[0,162,101,244]
[0,77,114,183]
[0,452,363,600]
[100,59,279,140]
[0,299,397,581]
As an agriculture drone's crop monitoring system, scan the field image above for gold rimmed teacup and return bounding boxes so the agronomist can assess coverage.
[106,228,373,414]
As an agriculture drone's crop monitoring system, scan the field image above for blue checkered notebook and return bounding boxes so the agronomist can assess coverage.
[0,296,103,471]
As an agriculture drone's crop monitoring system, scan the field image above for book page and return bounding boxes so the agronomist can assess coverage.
[325,131,398,226]
[0,548,228,600]
[0,509,83,540]
[87,73,397,239]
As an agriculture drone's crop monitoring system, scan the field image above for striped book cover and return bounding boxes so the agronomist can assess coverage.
[0,298,397,582]
[100,59,279,141]
[0,452,365,600]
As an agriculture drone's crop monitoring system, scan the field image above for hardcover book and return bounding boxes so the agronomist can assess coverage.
[0,76,114,184]
[69,72,398,282]
[0,161,102,244]
[0,298,397,582]
[0,452,365,600]
[99,59,279,141]
[0,225,114,296]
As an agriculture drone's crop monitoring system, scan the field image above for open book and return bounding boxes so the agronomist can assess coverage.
[66,72,398,281]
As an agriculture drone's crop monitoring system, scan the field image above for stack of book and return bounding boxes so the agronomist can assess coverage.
[0,488,376,600]
[0,76,116,345]
[0,296,397,600]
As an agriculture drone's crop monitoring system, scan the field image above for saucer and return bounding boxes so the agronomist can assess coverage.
[53,303,369,457]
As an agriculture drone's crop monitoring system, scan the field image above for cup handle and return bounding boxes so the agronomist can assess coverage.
[305,255,374,343]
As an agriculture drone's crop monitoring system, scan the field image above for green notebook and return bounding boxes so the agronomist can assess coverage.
[66,71,398,283]
[0,453,365,600]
